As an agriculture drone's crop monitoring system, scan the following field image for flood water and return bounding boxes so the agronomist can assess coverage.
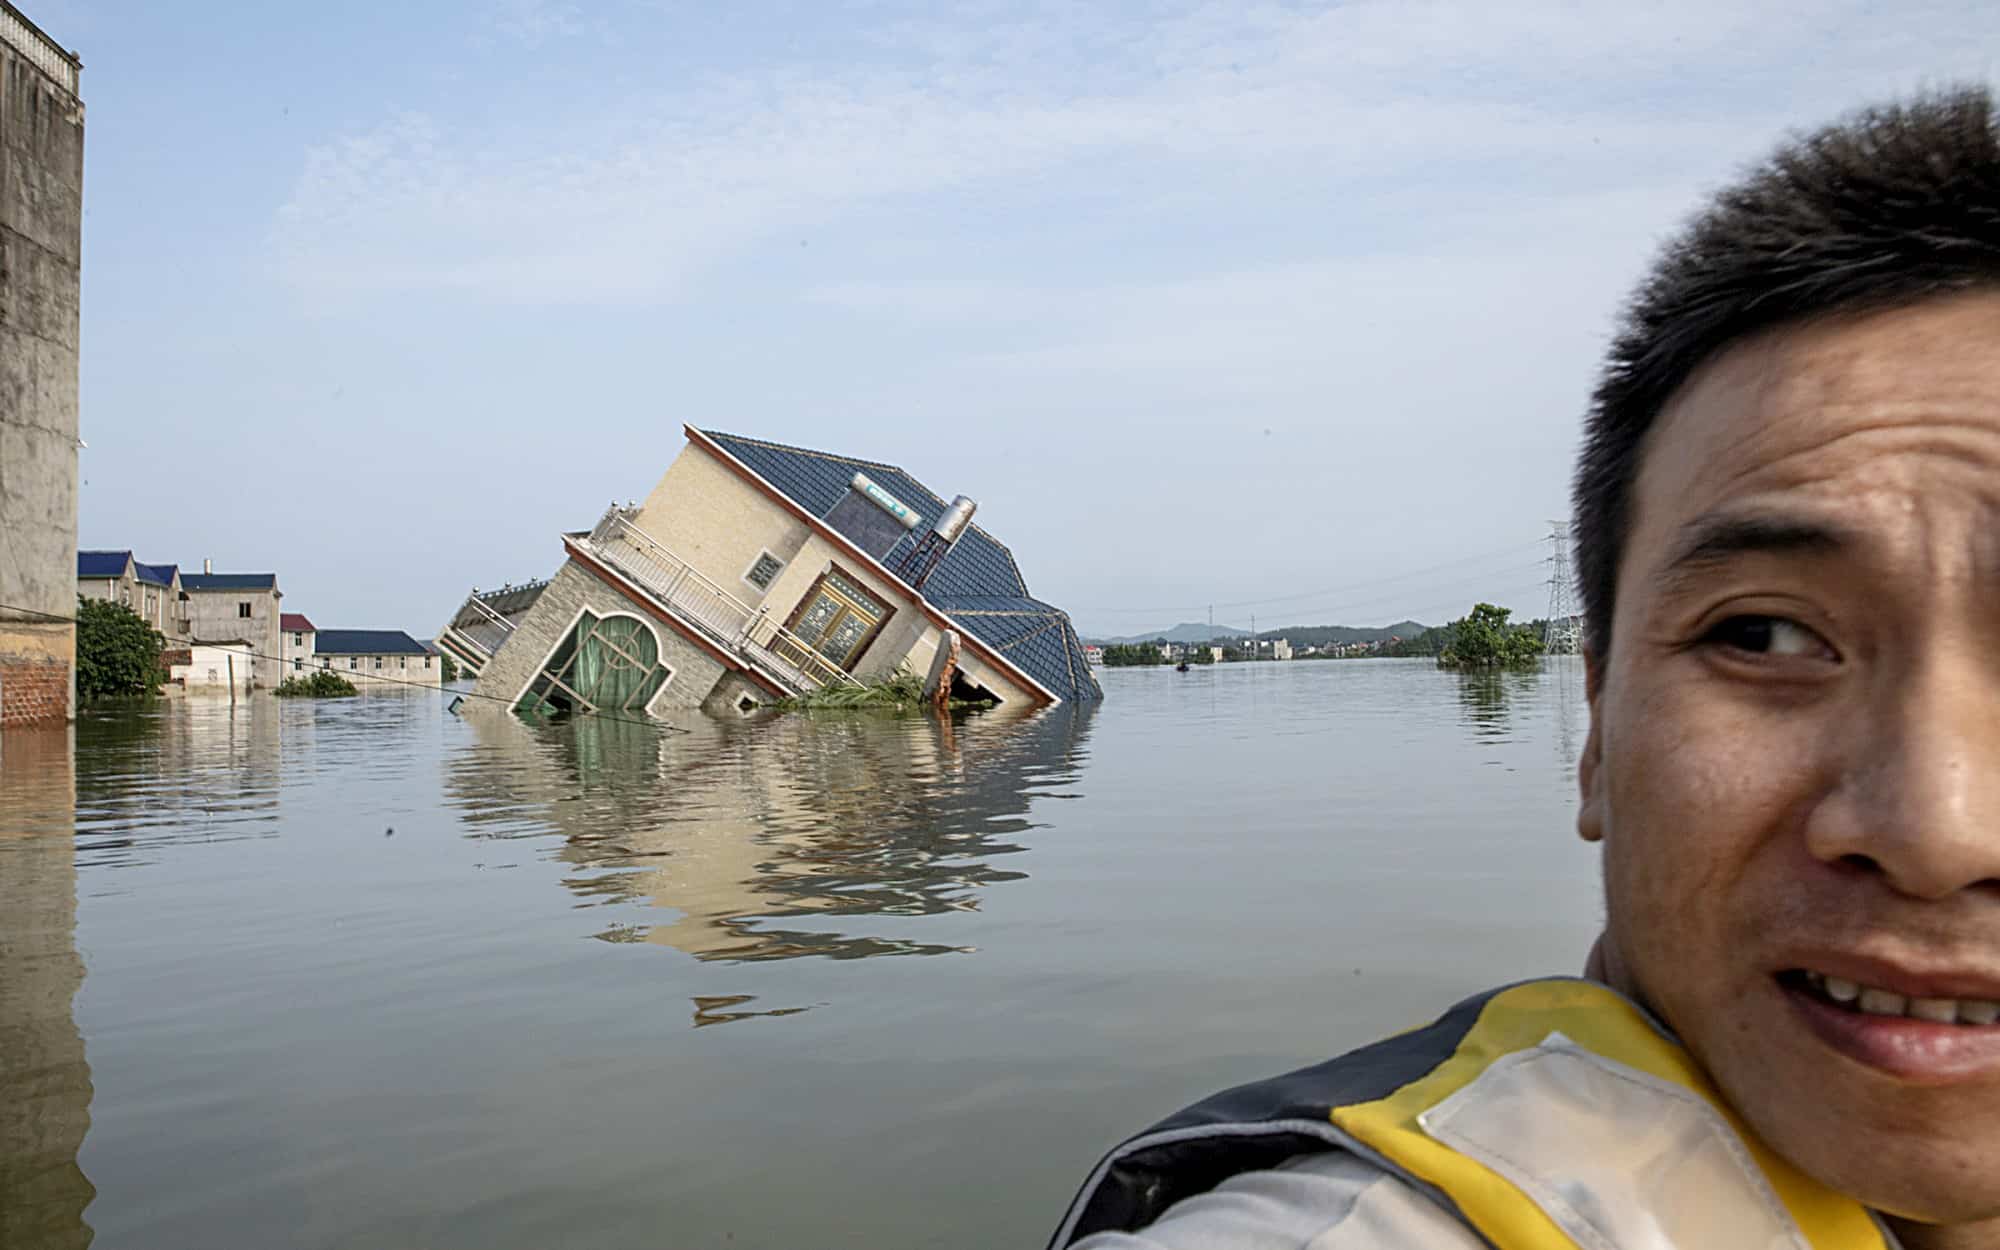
[2,658,1598,1249]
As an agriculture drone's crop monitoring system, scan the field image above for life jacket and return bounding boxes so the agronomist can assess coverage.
[1049,977,1894,1249]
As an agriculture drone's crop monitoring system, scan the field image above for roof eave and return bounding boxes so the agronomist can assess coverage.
[683,424,1061,706]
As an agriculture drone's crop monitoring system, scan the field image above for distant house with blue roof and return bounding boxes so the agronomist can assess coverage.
[180,561,284,689]
[310,628,442,689]
[77,549,190,641]
[455,426,1100,718]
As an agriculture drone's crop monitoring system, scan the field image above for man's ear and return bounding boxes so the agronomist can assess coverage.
[1577,648,1606,844]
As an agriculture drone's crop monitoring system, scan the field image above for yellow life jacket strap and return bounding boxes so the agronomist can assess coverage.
[1330,979,1889,1250]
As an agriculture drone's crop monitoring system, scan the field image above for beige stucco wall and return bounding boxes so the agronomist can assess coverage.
[0,27,82,732]
[140,579,186,641]
[172,642,256,691]
[185,588,283,688]
[634,445,814,609]
[77,573,127,605]
[282,628,316,672]
[78,572,188,641]
[315,652,443,689]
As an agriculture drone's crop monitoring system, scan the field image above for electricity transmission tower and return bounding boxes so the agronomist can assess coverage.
[1543,520,1582,655]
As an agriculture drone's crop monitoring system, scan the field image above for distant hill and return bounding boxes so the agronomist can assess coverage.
[1254,621,1431,647]
[1092,622,1252,645]
[1089,620,1431,647]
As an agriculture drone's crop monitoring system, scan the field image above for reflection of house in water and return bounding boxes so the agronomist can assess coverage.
[440,428,1101,717]
[73,700,286,868]
[444,701,1095,961]
[0,727,95,1249]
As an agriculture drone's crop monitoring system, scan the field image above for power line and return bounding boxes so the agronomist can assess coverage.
[4,600,691,732]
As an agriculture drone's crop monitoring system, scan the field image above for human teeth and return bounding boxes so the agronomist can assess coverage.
[1959,1001,2000,1026]
[1859,988,1908,1016]
[1807,973,2000,1025]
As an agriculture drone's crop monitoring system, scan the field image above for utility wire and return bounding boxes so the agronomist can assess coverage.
[4,600,692,733]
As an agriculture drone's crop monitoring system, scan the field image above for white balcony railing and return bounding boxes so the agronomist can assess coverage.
[0,2,79,96]
[579,507,859,694]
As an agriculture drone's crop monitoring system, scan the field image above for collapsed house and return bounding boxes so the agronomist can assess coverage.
[439,427,1102,717]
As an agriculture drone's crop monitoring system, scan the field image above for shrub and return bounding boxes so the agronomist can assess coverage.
[274,669,359,698]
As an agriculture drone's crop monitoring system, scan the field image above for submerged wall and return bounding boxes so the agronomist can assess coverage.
[472,558,733,715]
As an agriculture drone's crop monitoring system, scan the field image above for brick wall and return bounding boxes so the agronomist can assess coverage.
[0,658,70,727]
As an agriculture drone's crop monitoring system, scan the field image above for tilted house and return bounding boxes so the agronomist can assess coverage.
[433,579,548,680]
[459,427,1100,718]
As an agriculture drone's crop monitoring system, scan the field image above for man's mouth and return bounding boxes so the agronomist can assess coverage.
[1783,969,2000,1027]
[1777,967,2000,1082]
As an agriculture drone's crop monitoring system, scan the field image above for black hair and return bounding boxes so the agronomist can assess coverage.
[1575,85,2000,655]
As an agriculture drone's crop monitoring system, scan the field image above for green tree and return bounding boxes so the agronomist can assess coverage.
[75,596,166,700]
[1101,643,1167,667]
[1436,602,1544,671]
[439,651,459,682]
[1380,625,1453,658]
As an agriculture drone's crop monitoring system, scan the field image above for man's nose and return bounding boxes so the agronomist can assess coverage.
[1806,652,2000,899]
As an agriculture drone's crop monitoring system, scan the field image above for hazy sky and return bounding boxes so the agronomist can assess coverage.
[53,0,1999,638]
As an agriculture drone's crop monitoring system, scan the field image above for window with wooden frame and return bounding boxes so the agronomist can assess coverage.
[516,611,675,718]
[742,550,786,594]
[782,565,892,671]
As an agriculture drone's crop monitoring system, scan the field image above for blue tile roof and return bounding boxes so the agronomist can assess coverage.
[315,629,429,655]
[77,550,131,578]
[133,561,177,588]
[700,430,1102,702]
[182,573,278,591]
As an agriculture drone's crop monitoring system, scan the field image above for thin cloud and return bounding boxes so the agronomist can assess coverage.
[488,0,586,47]
[275,0,2000,304]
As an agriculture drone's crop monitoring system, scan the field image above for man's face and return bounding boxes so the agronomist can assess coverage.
[1581,290,2000,1225]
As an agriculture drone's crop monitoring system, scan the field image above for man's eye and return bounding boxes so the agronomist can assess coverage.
[1701,615,1828,658]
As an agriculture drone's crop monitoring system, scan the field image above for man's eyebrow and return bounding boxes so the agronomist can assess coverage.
[1660,512,1854,583]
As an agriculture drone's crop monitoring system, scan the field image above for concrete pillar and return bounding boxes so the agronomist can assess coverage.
[0,9,84,726]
